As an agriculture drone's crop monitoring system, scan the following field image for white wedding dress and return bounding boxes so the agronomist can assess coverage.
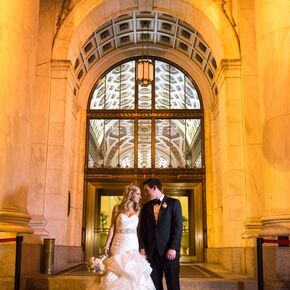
[89,213,155,290]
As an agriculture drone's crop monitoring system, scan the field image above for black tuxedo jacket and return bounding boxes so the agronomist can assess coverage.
[138,196,183,258]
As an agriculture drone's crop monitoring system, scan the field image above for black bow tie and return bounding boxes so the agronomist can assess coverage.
[152,199,161,205]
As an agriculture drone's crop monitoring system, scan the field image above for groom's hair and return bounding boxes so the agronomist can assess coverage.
[143,178,162,191]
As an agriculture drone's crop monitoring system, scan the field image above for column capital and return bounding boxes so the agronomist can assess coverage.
[214,58,241,89]
[51,59,78,85]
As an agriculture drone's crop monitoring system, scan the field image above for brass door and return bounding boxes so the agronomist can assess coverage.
[163,182,204,262]
[84,180,204,262]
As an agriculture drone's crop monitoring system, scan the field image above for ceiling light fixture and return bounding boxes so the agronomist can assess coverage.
[137,20,154,87]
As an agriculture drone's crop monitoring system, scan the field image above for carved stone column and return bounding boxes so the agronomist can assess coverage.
[255,0,290,236]
[0,0,39,235]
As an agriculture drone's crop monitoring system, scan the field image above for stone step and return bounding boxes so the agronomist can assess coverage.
[26,275,256,290]
[180,279,256,290]
[25,263,258,290]
[26,275,98,290]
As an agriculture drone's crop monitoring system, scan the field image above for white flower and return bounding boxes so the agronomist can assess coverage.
[87,255,107,273]
[162,202,167,208]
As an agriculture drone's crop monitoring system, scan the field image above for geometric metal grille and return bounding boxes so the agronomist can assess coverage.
[88,59,203,169]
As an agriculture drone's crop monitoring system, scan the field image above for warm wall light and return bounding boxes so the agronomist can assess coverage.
[137,21,154,87]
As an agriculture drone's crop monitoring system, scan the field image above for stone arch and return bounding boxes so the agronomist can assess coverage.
[52,0,240,111]
[77,46,213,111]
[49,0,244,254]
[52,0,240,62]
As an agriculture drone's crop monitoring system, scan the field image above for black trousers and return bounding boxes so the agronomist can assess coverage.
[149,248,180,290]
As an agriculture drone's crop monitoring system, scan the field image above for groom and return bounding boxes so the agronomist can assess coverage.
[139,178,183,290]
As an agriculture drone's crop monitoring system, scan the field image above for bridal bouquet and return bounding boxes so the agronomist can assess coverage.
[87,254,107,274]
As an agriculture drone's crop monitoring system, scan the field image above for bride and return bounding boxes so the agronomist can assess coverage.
[89,184,156,290]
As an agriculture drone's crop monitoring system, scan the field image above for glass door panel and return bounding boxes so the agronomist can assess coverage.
[97,195,122,254]
[171,196,189,255]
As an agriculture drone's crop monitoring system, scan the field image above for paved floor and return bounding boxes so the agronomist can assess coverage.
[61,262,255,280]
[59,262,257,290]
[26,263,257,290]
[63,263,224,278]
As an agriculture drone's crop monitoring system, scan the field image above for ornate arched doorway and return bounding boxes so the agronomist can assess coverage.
[84,57,205,262]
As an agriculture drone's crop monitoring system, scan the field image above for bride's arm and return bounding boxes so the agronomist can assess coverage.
[103,205,119,254]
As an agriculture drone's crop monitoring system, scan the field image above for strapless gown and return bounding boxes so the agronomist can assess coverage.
[88,213,155,290]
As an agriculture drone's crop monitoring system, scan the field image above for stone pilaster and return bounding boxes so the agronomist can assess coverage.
[239,1,264,242]
[43,60,78,244]
[211,59,247,247]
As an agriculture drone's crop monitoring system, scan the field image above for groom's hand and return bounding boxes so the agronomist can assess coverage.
[166,248,176,260]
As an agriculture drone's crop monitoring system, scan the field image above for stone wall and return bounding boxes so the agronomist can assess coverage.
[206,245,290,289]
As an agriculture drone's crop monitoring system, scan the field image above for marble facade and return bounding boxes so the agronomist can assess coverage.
[1,0,290,288]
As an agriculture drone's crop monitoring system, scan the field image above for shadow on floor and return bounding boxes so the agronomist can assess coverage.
[59,263,221,279]
[180,264,221,278]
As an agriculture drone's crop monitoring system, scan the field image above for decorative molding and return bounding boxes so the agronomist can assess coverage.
[242,218,262,239]
[87,110,203,119]
[73,11,217,89]
[0,208,33,234]
[56,0,72,32]
[211,58,241,114]
[221,0,236,28]
[260,215,290,237]
[214,58,241,88]
[51,59,80,116]
[29,215,49,237]
[51,59,78,87]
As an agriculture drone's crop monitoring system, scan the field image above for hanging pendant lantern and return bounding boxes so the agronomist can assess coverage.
[137,21,154,87]
[137,59,154,86]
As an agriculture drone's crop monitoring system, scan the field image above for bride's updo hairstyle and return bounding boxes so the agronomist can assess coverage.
[118,184,141,213]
